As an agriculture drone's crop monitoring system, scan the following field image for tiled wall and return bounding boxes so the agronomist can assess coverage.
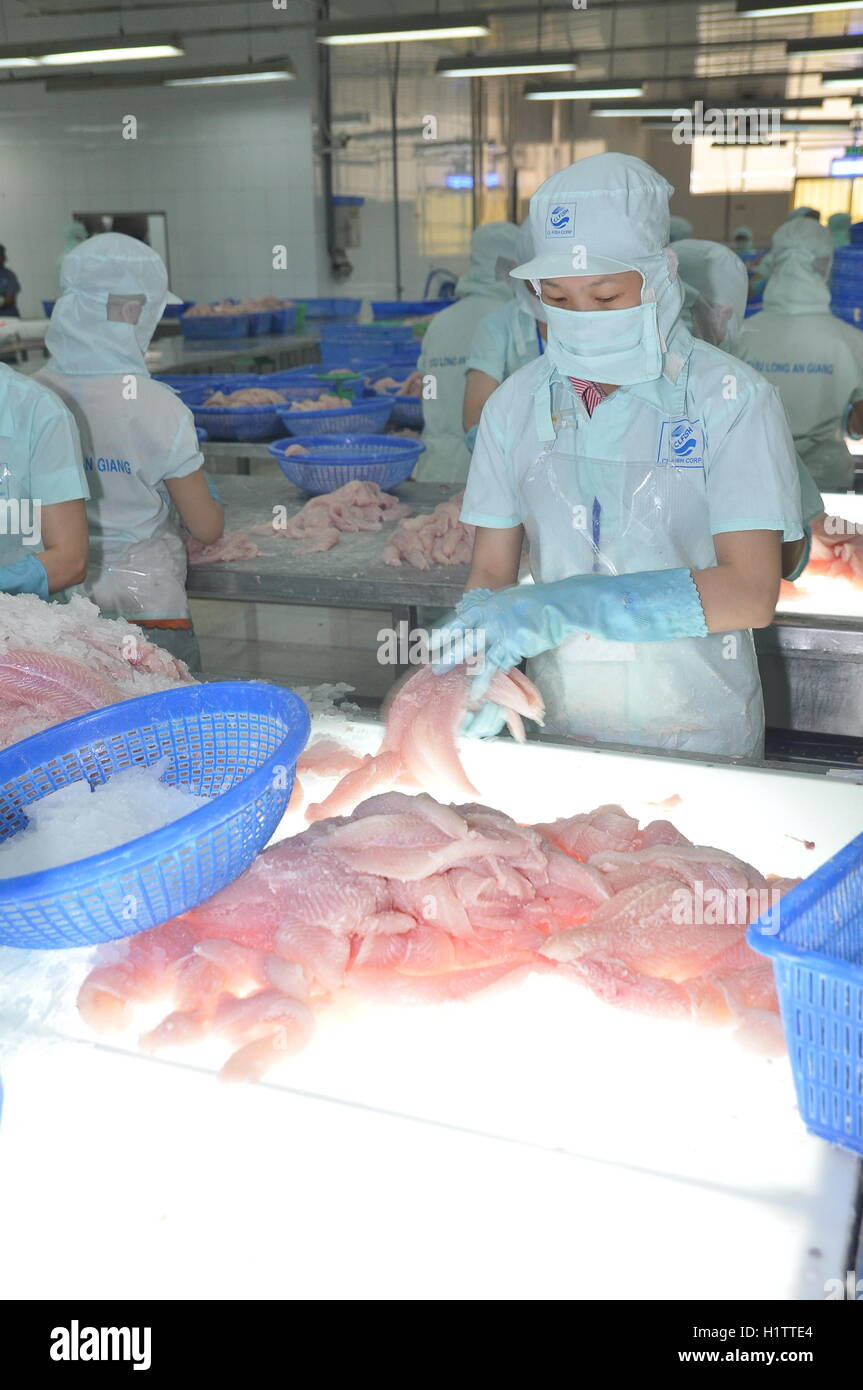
[0,31,321,317]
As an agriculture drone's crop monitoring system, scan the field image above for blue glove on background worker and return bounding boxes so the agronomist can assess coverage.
[0,553,49,601]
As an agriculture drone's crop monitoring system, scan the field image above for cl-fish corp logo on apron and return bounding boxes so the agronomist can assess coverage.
[657,417,705,468]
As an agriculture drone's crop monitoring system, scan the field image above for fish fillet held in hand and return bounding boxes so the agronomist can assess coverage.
[306,664,545,821]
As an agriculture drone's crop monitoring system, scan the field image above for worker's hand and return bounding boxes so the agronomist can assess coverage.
[461,702,507,740]
[0,554,49,601]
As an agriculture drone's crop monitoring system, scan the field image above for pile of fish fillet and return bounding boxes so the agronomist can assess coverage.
[187,479,413,562]
[202,387,287,407]
[0,594,193,749]
[383,494,474,569]
[76,664,797,1082]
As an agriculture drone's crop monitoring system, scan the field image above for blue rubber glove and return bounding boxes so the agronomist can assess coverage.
[433,568,708,698]
[204,472,223,505]
[0,554,49,601]
[461,702,507,740]
[464,423,479,453]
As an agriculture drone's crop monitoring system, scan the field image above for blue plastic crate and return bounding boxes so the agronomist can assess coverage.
[362,383,423,429]
[276,395,393,436]
[747,831,863,1155]
[162,300,194,320]
[180,311,251,340]
[0,682,310,950]
[268,433,423,493]
[247,309,271,337]
[370,298,451,320]
[270,305,298,334]
[300,297,362,320]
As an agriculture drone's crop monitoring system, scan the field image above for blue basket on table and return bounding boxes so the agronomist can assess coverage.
[268,433,423,493]
[370,298,451,321]
[276,394,393,436]
[162,300,194,320]
[362,383,423,429]
[747,831,863,1156]
[0,682,310,950]
[247,309,271,337]
[299,297,362,321]
[269,304,298,334]
[190,398,288,442]
[180,310,251,340]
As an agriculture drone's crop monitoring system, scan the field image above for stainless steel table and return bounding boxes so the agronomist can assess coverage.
[149,331,320,376]
[186,476,464,624]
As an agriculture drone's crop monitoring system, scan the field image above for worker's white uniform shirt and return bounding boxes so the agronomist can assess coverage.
[739,309,863,492]
[37,369,203,620]
[415,292,512,485]
[467,300,544,385]
[0,364,87,567]
[461,336,804,759]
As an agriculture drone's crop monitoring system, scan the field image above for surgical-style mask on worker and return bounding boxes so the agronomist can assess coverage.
[534,275,663,385]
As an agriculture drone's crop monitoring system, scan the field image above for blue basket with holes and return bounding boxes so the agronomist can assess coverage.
[276,395,393,436]
[180,311,251,339]
[268,433,423,493]
[747,831,863,1155]
[299,297,362,321]
[190,393,289,441]
[362,380,423,429]
[0,682,310,950]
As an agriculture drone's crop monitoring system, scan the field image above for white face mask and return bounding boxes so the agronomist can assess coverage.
[542,299,663,385]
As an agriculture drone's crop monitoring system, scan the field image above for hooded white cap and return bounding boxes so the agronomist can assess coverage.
[511,153,684,346]
[511,153,674,281]
[46,232,182,376]
[455,220,520,300]
[674,238,748,350]
[763,217,834,315]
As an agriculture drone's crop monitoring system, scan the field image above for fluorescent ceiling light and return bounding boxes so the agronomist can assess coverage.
[526,83,643,100]
[738,0,863,14]
[318,13,490,45]
[437,53,577,77]
[787,35,863,57]
[166,70,293,87]
[821,68,863,87]
[592,105,680,116]
[0,34,184,66]
[40,44,182,65]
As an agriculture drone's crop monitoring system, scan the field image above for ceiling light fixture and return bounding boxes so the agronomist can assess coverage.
[318,13,490,46]
[437,53,577,77]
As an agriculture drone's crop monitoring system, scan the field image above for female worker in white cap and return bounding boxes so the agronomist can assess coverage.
[38,233,223,670]
[435,153,804,759]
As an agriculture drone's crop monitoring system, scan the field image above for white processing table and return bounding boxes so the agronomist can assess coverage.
[0,722,861,1301]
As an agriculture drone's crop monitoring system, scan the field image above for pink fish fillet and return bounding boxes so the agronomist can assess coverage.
[185,531,262,564]
[348,961,532,1006]
[542,874,746,981]
[535,804,641,860]
[297,737,366,778]
[0,650,122,718]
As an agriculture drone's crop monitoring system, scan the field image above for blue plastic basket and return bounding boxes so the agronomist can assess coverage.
[747,831,863,1155]
[276,395,393,436]
[155,373,233,392]
[268,433,423,493]
[0,682,310,950]
[270,305,298,334]
[180,312,251,340]
[195,426,208,444]
[363,385,423,429]
[370,298,451,320]
[162,300,194,320]
[300,297,362,320]
[247,309,271,337]
[191,399,287,442]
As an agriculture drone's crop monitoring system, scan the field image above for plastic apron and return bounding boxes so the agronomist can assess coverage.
[519,379,765,759]
[83,515,189,623]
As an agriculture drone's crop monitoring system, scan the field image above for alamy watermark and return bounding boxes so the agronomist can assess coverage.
[376,620,485,669]
[673,101,781,146]
[0,497,41,545]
